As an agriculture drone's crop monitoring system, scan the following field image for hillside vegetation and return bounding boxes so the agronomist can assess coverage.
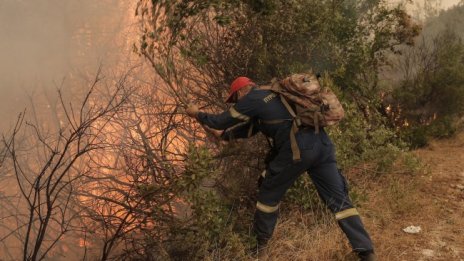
[128,0,464,259]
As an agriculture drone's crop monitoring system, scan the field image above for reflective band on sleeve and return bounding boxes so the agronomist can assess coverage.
[335,208,359,220]
[229,107,250,121]
[256,201,279,213]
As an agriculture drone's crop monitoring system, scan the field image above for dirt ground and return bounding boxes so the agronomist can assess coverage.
[367,132,464,261]
[411,132,464,260]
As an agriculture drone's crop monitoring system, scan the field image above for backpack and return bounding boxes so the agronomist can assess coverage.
[261,72,345,161]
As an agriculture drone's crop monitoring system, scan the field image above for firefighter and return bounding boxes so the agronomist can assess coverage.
[186,76,376,261]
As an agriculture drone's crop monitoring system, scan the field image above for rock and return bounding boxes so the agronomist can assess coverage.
[403,225,422,234]
[421,249,435,257]
[456,184,464,190]
[436,240,447,247]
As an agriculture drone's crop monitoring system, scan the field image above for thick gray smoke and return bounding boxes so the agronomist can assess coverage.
[0,0,128,131]
[0,1,136,259]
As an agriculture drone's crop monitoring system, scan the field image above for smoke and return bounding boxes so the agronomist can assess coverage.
[0,0,129,131]
[0,1,140,259]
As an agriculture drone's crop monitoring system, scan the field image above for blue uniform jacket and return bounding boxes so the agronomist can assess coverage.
[197,88,293,150]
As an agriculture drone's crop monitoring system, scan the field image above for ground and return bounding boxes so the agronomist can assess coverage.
[257,132,464,261]
[401,131,464,260]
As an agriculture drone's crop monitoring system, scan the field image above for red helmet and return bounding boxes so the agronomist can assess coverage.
[225,76,256,103]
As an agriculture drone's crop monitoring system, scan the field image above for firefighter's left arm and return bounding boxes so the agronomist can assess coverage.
[196,110,242,130]
[220,121,259,141]
[196,90,260,130]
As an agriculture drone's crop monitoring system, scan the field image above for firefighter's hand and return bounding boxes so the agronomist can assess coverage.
[204,126,223,138]
[186,104,199,118]
[203,126,226,145]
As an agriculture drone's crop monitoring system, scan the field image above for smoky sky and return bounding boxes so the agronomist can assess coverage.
[0,0,128,131]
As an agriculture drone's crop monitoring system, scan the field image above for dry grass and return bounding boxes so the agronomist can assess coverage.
[253,171,425,261]
[262,211,353,261]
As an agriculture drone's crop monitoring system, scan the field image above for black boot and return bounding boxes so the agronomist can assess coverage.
[248,238,268,258]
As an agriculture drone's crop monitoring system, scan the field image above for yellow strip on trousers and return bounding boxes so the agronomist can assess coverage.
[256,201,279,213]
[335,208,359,220]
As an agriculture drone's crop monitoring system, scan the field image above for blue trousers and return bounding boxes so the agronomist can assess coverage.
[254,129,373,253]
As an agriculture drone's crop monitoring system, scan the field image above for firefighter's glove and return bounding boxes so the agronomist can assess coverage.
[186,104,199,118]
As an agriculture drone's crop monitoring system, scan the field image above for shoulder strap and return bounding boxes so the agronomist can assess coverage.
[278,95,302,162]
[257,88,309,162]
[279,95,301,127]
[259,85,272,91]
